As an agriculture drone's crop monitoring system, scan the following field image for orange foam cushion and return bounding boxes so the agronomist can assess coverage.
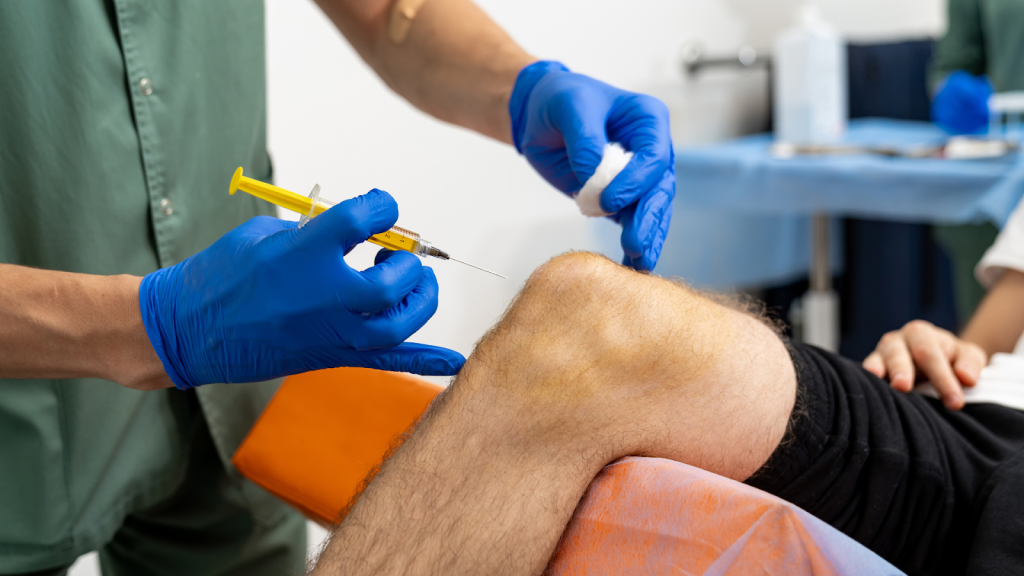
[234,368,899,574]
[232,366,442,524]
[552,457,859,575]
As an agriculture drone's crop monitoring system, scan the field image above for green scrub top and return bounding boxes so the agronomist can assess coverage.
[931,0,1024,91]
[0,1,289,571]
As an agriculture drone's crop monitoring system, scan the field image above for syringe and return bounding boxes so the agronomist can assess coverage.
[229,167,506,278]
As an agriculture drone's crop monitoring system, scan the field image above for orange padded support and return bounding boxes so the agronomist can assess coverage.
[551,457,883,574]
[232,367,442,524]
[234,369,899,574]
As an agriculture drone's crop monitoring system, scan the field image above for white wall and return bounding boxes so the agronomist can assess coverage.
[68,1,945,574]
[261,0,948,371]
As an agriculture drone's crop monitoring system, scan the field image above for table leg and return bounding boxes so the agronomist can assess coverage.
[803,214,839,352]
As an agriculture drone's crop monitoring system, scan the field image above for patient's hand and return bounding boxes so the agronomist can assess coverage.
[863,320,987,410]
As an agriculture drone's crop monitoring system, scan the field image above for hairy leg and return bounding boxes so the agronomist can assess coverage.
[311,252,797,575]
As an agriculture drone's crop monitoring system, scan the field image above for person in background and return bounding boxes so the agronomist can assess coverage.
[929,0,1024,324]
[0,0,674,574]
[865,191,1024,409]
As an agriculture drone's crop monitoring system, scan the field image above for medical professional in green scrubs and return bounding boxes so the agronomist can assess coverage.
[930,0,1024,323]
[0,1,675,574]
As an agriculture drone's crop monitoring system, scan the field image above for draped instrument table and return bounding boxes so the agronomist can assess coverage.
[595,118,1024,350]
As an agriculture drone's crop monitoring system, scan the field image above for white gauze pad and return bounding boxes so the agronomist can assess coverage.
[574,142,633,217]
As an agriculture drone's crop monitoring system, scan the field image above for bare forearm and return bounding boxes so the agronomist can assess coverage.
[316,0,535,143]
[0,264,172,390]
[962,269,1024,356]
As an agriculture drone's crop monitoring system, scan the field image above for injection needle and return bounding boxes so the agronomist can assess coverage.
[449,257,507,279]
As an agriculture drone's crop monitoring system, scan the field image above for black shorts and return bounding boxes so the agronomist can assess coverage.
[746,343,1024,576]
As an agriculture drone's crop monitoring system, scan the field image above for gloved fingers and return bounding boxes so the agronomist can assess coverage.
[359,267,441,349]
[551,91,610,188]
[518,72,612,194]
[303,188,399,252]
[344,250,425,314]
[620,195,670,271]
[600,95,673,214]
[619,170,675,271]
[945,82,989,113]
[564,131,609,189]
[627,198,672,272]
[933,71,993,135]
[223,216,299,256]
[237,215,298,237]
[523,148,581,195]
[950,70,992,97]
[334,343,466,376]
[615,203,638,267]
[209,216,302,271]
[374,247,397,265]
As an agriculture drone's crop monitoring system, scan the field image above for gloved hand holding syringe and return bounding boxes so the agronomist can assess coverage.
[229,167,506,279]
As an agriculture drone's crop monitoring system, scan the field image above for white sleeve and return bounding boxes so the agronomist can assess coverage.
[976,198,1024,288]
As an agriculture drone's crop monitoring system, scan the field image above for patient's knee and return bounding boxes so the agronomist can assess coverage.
[521,252,627,314]
[515,251,710,343]
[467,253,632,381]
[530,251,622,284]
[508,252,637,343]
[474,251,714,390]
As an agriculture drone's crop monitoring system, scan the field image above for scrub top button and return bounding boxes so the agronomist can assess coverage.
[140,78,154,96]
[160,198,173,216]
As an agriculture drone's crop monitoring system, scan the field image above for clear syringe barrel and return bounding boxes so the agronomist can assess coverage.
[306,194,449,260]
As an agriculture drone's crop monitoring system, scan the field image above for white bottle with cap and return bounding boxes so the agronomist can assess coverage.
[773,2,847,144]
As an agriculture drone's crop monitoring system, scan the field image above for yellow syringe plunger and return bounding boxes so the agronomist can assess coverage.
[229,167,327,217]
[229,167,506,278]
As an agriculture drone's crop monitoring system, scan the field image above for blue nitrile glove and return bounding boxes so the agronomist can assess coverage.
[510,60,675,272]
[138,188,465,389]
[932,70,993,135]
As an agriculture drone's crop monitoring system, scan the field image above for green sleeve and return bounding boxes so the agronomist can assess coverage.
[930,0,987,91]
